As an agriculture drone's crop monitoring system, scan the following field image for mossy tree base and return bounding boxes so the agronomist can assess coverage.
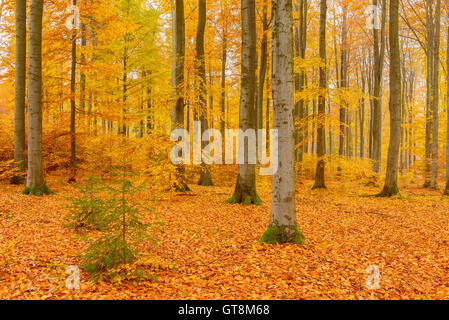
[197,175,214,187]
[226,189,261,206]
[22,184,54,196]
[259,225,305,245]
[376,184,399,197]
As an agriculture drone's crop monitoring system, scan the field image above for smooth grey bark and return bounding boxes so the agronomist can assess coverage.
[24,0,50,195]
[12,0,27,183]
[313,0,327,189]
[372,0,387,173]
[227,0,260,205]
[196,0,214,187]
[379,0,400,197]
[430,0,441,188]
[260,0,304,245]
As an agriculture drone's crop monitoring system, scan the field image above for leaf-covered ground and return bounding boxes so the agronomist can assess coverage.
[1,176,449,299]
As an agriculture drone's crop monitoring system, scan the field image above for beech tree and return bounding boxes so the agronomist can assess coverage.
[313,0,327,189]
[379,0,400,197]
[227,0,260,205]
[196,0,214,186]
[12,0,27,184]
[24,0,51,195]
[172,0,190,191]
[260,0,304,244]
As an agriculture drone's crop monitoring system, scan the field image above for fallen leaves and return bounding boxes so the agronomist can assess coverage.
[1,176,449,299]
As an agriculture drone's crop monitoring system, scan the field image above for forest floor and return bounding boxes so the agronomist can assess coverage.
[1,174,449,300]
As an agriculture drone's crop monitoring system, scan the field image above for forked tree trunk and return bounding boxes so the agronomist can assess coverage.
[260,0,304,244]
[24,0,51,195]
[313,0,327,189]
[12,0,27,184]
[227,0,260,205]
[196,0,214,187]
[379,0,400,197]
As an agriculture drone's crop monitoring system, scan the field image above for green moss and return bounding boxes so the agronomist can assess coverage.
[259,225,305,245]
[226,191,262,206]
[376,184,399,197]
[22,184,54,196]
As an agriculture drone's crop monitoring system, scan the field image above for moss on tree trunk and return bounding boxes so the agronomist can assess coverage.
[259,225,305,245]
[22,184,54,196]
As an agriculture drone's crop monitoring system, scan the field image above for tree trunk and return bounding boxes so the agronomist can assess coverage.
[444,24,449,195]
[372,0,387,173]
[260,0,304,244]
[294,0,307,164]
[313,0,327,189]
[172,0,190,191]
[379,0,400,197]
[12,0,27,184]
[430,0,441,189]
[257,0,268,159]
[24,0,51,195]
[424,0,434,187]
[196,0,214,186]
[227,0,260,205]
[69,0,77,182]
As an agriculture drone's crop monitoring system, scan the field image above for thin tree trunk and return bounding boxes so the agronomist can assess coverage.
[69,0,78,182]
[196,0,214,186]
[227,0,260,205]
[257,0,268,159]
[379,0,400,197]
[12,0,27,184]
[172,0,190,191]
[424,0,434,187]
[430,0,441,188]
[444,24,449,195]
[372,0,387,173]
[313,0,327,189]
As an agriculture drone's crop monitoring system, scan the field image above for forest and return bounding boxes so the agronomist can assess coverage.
[0,0,449,301]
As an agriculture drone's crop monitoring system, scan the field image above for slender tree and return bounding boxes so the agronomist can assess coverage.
[227,0,260,205]
[430,0,441,189]
[379,0,400,197]
[69,0,78,183]
[196,0,214,186]
[172,0,190,191]
[444,21,449,195]
[12,0,27,184]
[24,0,51,195]
[260,0,304,244]
[372,0,387,173]
[313,0,327,189]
